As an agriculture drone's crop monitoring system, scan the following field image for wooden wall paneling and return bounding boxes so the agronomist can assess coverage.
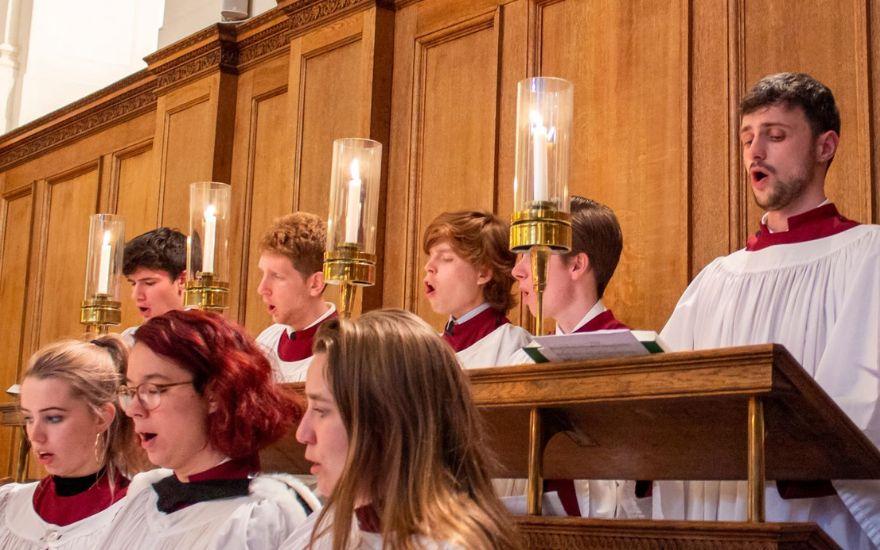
[689,0,734,275]
[535,0,689,331]
[153,72,237,236]
[110,139,158,332]
[0,184,35,476]
[385,0,505,330]
[286,7,392,318]
[873,0,880,225]
[230,55,293,334]
[34,162,102,349]
[741,0,873,228]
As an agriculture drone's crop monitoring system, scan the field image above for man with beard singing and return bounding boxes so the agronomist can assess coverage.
[655,73,880,549]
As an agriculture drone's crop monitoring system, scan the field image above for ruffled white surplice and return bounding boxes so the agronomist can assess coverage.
[0,481,126,549]
[98,470,320,550]
[656,225,880,549]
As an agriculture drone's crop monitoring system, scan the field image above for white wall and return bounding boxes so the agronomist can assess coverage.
[158,0,275,48]
[14,0,164,127]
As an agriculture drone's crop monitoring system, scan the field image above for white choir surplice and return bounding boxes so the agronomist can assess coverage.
[655,222,880,549]
[256,303,336,382]
[0,481,127,549]
[99,469,320,550]
[280,510,460,550]
[455,324,533,369]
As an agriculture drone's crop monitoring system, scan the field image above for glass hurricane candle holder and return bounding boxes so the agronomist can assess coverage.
[80,214,124,333]
[185,181,231,312]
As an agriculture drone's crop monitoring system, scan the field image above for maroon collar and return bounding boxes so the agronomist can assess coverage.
[573,309,629,333]
[443,308,509,353]
[355,504,381,533]
[746,203,859,251]
[188,454,260,482]
[277,312,338,362]
[33,470,128,526]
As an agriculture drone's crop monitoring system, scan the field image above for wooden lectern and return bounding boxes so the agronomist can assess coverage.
[264,344,880,549]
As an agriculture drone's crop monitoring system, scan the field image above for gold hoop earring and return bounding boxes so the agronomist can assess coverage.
[94,432,107,465]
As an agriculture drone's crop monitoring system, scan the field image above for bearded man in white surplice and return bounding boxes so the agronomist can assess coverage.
[654,73,880,549]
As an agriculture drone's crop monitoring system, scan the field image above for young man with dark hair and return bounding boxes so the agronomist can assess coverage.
[512,195,627,335]
[255,212,335,382]
[121,228,191,342]
[511,196,648,520]
[656,73,879,548]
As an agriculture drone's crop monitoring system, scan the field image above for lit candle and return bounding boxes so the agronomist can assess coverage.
[203,204,216,273]
[97,230,112,295]
[530,110,549,203]
[344,159,362,244]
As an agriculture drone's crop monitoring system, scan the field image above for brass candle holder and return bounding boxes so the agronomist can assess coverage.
[510,203,571,333]
[511,76,574,516]
[323,245,376,318]
[185,182,231,313]
[324,138,382,319]
[80,214,124,334]
[80,295,122,335]
[184,273,230,313]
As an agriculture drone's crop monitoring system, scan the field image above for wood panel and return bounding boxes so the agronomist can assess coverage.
[0,186,34,476]
[740,0,872,230]
[35,165,101,348]
[285,8,392,318]
[386,0,504,330]
[111,140,157,331]
[535,0,689,332]
[230,55,294,334]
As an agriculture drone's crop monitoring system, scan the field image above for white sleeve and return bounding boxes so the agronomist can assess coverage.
[659,260,719,351]
[213,474,321,549]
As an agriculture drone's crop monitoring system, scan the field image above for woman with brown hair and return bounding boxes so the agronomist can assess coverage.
[282,309,521,550]
[0,335,141,548]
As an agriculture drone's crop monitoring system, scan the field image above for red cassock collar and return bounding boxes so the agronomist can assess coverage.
[277,312,338,362]
[746,203,859,252]
[573,309,629,333]
[442,307,509,352]
[33,470,128,526]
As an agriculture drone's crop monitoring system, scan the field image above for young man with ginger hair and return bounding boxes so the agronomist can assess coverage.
[255,212,336,382]
[422,210,532,368]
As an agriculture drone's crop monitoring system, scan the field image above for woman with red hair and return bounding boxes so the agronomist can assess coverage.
[101,309,320,549]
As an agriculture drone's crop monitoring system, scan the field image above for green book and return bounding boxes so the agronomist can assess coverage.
[522,329,668,364]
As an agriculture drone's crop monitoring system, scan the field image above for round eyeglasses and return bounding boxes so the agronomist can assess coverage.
[117,380,193,411]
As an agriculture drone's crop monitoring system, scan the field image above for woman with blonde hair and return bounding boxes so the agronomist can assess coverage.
[283,309,521,550]
[0,334,141,548]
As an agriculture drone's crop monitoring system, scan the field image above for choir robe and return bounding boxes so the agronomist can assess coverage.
[99,458,321,550]
[654,204,880,549]
[256,303,336,382]
[500,300,651,519]
[280,507,460,550]
[442,303,533,369]
[0,471,128,549]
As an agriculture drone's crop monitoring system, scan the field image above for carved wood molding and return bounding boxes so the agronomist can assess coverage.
[0,0,386,172]
[0,77,157,172]
[515,517,837,550]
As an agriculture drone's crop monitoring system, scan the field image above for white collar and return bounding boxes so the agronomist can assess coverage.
[556,299,606,335]
[285,302,336,335]
[760,198,829,234]
[450,302,491,325]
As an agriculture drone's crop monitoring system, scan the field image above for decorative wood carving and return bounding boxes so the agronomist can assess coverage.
[0,77,156,172]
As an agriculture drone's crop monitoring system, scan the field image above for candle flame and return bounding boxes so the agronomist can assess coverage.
[529,109,544,128]
[349,158,361,181]
[102,230,111,246]
[204,204,216,220]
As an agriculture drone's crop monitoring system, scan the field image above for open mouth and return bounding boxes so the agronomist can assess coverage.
[139,432,157,447]
[138,306,149,314]
[267,304,277,314]
[750,167,770,185]
[424,282,436,297]
[36,451,54,463]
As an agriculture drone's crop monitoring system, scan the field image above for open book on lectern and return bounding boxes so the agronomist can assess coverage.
[522,330,668,363]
